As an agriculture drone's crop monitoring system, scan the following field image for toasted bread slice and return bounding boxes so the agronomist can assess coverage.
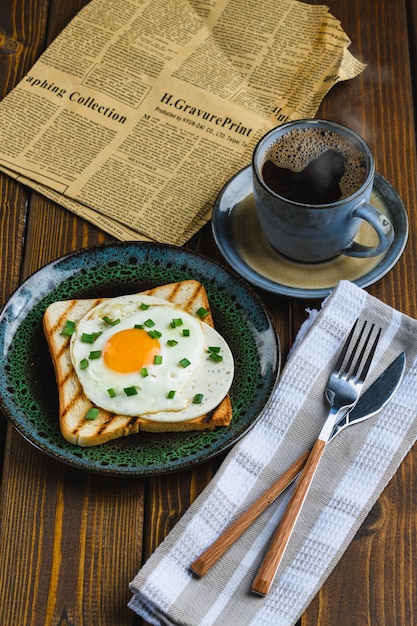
[43,280,233,446]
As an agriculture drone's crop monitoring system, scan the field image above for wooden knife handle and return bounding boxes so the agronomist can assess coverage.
[189,450,310,578]
[251,438,326,596]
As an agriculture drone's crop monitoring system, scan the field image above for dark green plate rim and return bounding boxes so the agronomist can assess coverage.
[0,242,280,476]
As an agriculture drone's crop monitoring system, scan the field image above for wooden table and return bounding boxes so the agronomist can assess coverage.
[1,1,416,624]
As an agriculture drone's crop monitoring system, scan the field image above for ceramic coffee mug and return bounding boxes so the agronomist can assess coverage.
[252,119,394,263]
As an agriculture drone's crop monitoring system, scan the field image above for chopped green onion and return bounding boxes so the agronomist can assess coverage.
[107,388,116,398]
[196,307,209,319]
[167,339,178,346]
[208,346,223,362]
[179,357,191,368]
[144,318,155,328]
[170,318,183,328]
[82,331,102,343]
[124,386,138,396]
[167,390,176,399]
[80,358,89,369]
[134,324,143,329]
[102,316,120,326]
[85,407,99,420]
[141,367,148,377]
[140,303,150,310]
[154,355,163,365]
[193,393,204,404]
[61,320,76,336]
[148,329,162,339]
[89,350,101,359]
[182,329,190,337]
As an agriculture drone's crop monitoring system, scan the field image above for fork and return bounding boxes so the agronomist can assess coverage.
[190,320,381,582]
[250,318,381,595]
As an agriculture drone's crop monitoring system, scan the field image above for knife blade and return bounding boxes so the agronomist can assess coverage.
[190,351,406,579]
[331,350,406,438]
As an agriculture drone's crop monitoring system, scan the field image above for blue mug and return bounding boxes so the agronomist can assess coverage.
[252,119,394,263]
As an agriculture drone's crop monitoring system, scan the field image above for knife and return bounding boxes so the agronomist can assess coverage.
[332,350,406,437]
[190,351,406,579]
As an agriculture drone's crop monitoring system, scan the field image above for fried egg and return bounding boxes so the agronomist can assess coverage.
[70,294,234,422]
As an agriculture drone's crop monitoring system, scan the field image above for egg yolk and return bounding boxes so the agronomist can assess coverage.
[103,328,160,373]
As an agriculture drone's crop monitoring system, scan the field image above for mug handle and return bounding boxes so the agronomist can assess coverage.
[342,203,395,257]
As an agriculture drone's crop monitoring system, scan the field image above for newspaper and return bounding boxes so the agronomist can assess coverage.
[0,0,365,245]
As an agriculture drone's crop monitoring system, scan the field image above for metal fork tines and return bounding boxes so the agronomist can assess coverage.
[250,318,381,596]
[322,319,381,439]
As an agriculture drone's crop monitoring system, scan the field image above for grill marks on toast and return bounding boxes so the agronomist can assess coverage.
[43,281,232,446]
[51,299,104,334]
[146,281,213,324]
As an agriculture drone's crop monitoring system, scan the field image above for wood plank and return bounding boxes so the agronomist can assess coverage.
[45,0,91,45]
[0,176,27,461]
[315,0,417,314]
[0,0,50,463]
[143,459,223,560]
[0,3,144,624]
[0,0,49,94]
[0,432,145,625]
[298,1,417,624]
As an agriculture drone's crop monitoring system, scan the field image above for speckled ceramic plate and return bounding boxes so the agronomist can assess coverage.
[212,167,408,298]
[0,243,280,476]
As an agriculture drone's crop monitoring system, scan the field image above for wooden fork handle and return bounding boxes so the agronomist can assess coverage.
[189,450,310,578]
[251,438,326,596]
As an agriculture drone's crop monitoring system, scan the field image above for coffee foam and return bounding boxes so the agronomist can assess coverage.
[263,127,368,199]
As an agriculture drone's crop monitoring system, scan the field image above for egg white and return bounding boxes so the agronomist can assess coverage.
[70,294,234,422]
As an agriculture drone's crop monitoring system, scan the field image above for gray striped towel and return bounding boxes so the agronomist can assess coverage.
[129,279,417,625]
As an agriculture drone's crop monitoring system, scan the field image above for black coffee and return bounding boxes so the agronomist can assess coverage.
[262,149,345,204]
[261,127,367,205]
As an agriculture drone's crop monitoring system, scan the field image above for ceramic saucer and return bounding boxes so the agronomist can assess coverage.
[212,166,408,298]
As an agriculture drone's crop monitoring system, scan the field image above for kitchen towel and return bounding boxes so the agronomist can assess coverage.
[129,279,417,625]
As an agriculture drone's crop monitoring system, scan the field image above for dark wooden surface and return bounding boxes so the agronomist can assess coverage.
[1,1,416,624]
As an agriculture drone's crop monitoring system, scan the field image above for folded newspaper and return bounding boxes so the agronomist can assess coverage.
[0,0,365,245]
